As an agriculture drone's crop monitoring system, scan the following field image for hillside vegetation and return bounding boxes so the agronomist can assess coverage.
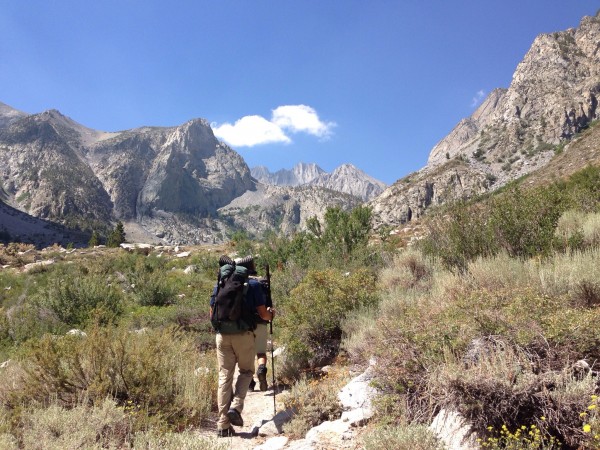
[1,129,600,448]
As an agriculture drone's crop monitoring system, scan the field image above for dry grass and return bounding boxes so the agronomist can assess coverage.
[281,366,350,439]
[344,246,600,447]
[20,398,131,450]
[361,423,444,450]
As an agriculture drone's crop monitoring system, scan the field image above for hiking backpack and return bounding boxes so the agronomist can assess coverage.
[211,256,257,333]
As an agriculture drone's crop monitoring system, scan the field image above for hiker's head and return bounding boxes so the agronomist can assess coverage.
[235,255,257,275]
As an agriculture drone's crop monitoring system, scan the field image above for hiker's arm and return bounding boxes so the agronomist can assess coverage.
[256,305,275,321]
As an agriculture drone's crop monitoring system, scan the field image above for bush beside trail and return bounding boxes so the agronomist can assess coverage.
[343,170,600,449]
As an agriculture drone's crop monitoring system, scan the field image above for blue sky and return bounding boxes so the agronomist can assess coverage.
[0,1,596,185]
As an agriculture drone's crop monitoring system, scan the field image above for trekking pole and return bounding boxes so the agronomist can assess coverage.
[266,263,276,416]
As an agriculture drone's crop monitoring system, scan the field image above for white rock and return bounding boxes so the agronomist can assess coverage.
[272,346,286,358]
[429,408,479,450]
[194,366,210,375]
[66,329,87,337]
[22,259,55,272]
[304,418,350,445]
[0,360,11,369]
[341,408,373,427]
[183,265,197,274]
[280,439,313,450]
[338,366,377,411]
[176,251,191,258]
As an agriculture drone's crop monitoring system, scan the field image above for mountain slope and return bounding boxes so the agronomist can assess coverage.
[0,102,28,129]
[0,110,114,229]
[371,12,600,228]
[218,182,362,236]
[0,105,257,243]
[0,103,362,245]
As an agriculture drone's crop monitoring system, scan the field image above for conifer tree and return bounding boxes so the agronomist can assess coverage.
[107,221,126,248]
[88,231,99,247]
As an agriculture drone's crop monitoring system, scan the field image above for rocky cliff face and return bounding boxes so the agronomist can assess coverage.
[428,14,600,171]
[0,110,114,228]
[0,106,256,243]
[251,162,325,186]
[87,119,255,221]
[252,162,386,201]
[371,12,600,228]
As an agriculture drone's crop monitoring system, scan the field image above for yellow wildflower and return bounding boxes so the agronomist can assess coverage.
[583,424,592,433]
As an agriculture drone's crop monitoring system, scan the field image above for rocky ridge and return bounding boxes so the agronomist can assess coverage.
[371,12,600,228]
[251,163,325,186]
[252,162,386,201]
[0,104,363,245]
[0,105,256,244]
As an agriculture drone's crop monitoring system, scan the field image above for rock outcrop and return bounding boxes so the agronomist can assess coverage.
[371,12,600,228]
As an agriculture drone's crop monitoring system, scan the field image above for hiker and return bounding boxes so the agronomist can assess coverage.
[248,272,272,392]
[210,255,275,437]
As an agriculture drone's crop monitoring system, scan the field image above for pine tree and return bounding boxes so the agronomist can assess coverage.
[88,231,99,247]
[107,221,126,248]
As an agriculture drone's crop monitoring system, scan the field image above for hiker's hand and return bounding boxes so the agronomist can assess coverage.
[267,307,276,319]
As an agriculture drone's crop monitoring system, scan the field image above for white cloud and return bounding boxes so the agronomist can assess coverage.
[271,105,335,138]
[471,90,485,107]
[211,104,335,147]
[212,115,291,147]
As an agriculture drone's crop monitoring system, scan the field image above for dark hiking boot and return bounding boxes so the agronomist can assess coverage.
[217,426,235,437]
[257,364,268,392]
[249,378,256,391]
[226,408,244,426]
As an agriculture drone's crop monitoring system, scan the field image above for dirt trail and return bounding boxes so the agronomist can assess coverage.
[199,372,288,449]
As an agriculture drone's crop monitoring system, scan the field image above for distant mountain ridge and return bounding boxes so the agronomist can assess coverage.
[251,162,386,201]
[0,103,361,245]
[251,162,325,186]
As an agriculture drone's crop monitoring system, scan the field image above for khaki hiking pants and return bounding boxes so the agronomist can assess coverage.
[216,331,255,430]
[254,323,268,355]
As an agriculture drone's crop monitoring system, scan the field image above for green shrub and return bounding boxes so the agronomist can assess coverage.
[37,274,123,328]
[5,301,61,345]
[11,326,216,430]
[130,272,176,307]
[488,186,562,259]
[278,268,378,380]
[420,201,496,271]
[346,247,600,447]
